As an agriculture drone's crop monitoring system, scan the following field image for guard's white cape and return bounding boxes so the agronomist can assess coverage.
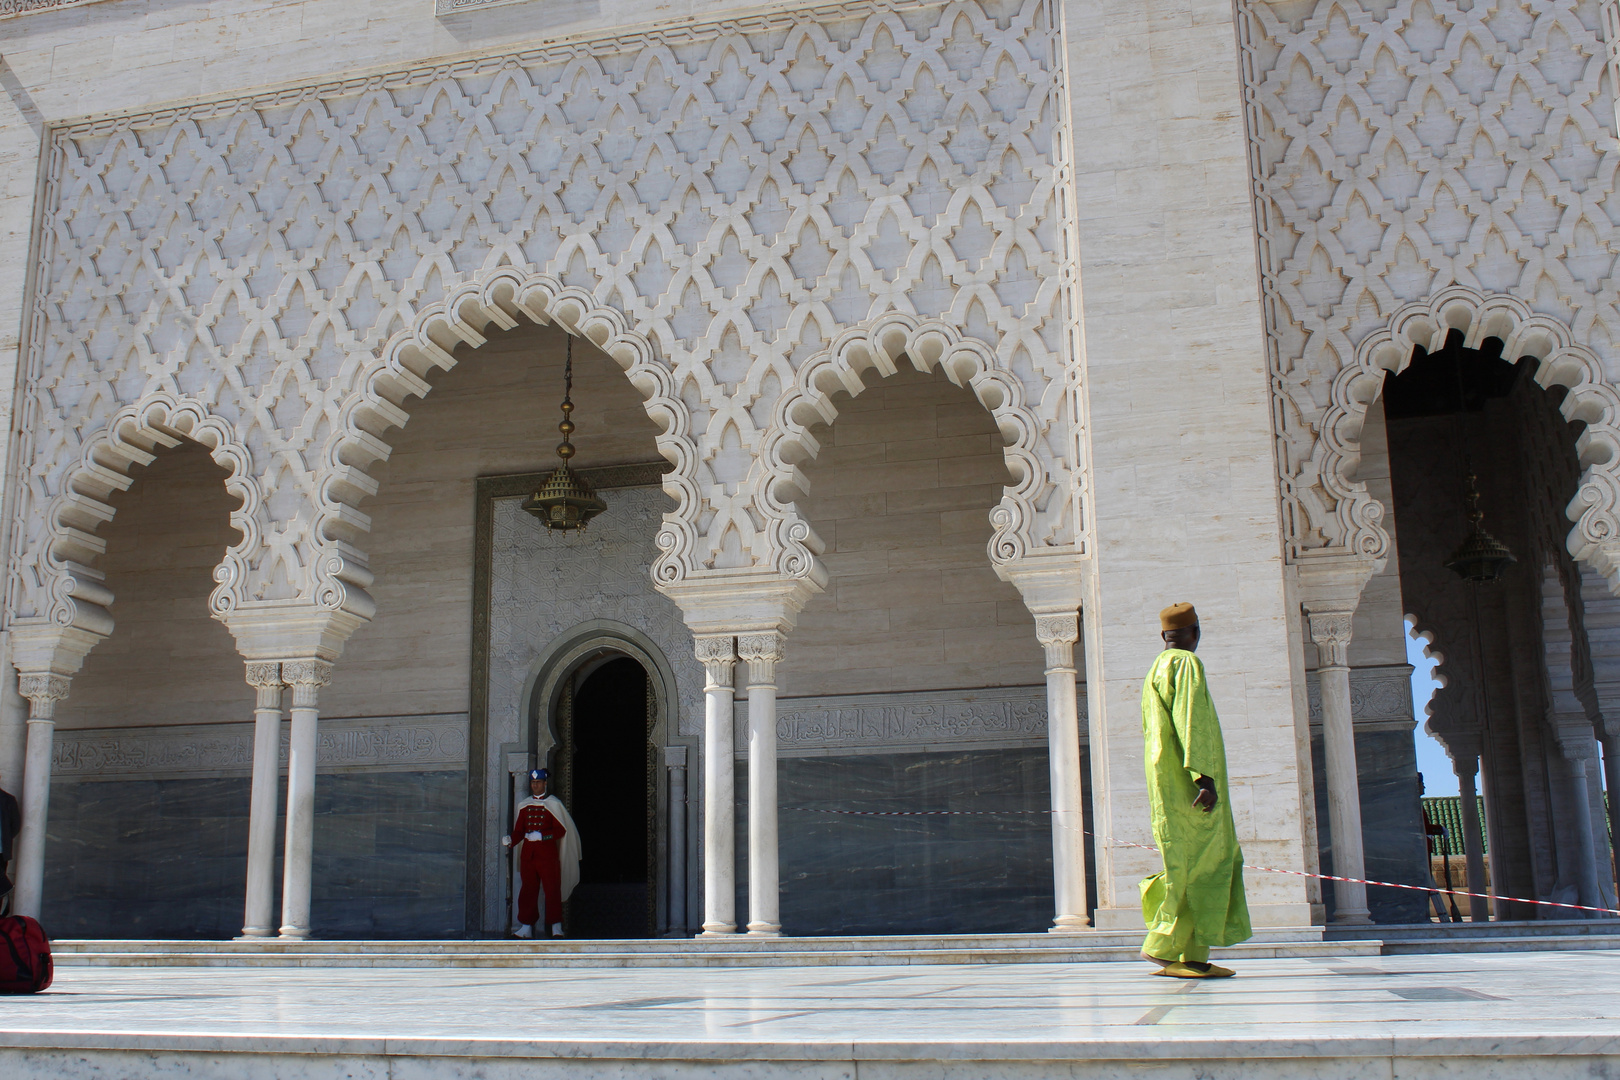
[514,794,582,901]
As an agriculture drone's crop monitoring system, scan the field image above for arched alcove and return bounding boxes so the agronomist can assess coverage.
[46,438,250,938]
[764,360,1077,935]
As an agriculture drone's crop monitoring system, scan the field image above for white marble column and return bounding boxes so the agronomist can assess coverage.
[240,662,284,939]
[1307,612,1372,925]
[665,744,688,934]
[278,659,331,939]
[1557,739,1605,915]
[1453,754,1490,921]
[739,632,783,936]
[11,674,71,919]
[696,635,737,936]
[0,658,27,809]
[1037,612,1090,931]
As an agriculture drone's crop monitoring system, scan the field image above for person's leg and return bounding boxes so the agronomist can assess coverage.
[516,847,542,932]
[538,844,563,935]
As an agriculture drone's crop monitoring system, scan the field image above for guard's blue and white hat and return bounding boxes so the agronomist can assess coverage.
[528,768,550,781]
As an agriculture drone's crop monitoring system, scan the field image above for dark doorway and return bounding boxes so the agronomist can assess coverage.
[563,656,654,937]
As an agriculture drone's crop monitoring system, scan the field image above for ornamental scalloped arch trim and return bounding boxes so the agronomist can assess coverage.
[756,313,1052,581]
[13,390,262,643]
[1312,285,1620,591]
[316,265,699,616]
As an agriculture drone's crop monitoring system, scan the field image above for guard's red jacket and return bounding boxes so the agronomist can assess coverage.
[508,803,567,847]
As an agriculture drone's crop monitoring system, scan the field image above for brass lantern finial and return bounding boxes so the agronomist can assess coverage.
[1443,470,1516,584]
[523,336,607,533]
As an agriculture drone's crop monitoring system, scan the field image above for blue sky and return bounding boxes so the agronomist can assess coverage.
[1406,618,1458,796]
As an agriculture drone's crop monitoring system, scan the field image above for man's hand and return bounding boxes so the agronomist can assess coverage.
[501,835,512,848]
[1192,776,1218,813]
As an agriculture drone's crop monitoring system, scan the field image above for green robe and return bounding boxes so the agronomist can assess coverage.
[1139,648,1251,963]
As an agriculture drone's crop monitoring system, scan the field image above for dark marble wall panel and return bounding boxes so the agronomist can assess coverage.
[1312,730,1431,924]
[734,747,1091,935]
[43,770,467,939]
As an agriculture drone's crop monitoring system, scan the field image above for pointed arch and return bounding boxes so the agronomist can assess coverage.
[11,391,261,647]
[315,265,700,620]
[1310,285,1620,590]
[754,312,1058,584]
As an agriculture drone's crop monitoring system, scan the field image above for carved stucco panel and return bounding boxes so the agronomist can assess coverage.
[1238,0,1620,563]
[13,0,1078,640]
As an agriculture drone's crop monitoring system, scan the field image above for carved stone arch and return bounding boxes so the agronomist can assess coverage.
[1311,285,1620,590]
[315,265,701,621]
[10,390,262,650]
[755,312,1057,583]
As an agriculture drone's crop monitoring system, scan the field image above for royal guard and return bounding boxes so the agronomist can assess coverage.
[502,768,582,939]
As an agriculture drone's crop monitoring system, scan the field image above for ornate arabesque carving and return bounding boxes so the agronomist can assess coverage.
[1033,611,1078,671]
[17,673,71,712]
[694,635,737,689]
[1237,1,1620,581]
[1307,610,1355,668]
[736,632,785,685]
[13,0,1077,654]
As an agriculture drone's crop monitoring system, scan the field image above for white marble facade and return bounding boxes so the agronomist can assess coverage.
[1,0,1619,939]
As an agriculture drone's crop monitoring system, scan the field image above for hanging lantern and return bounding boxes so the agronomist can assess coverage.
[1443,471,1516,584]
[523,336,607,533]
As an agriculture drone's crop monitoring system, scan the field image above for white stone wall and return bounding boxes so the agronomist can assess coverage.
[1063,0,1313,926]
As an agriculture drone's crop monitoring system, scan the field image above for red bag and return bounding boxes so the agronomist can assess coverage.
[0,915,52,993]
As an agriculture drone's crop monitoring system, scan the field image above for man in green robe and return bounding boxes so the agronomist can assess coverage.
[1138,602,1251,978]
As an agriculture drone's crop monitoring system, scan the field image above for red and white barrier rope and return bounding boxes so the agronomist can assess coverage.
[782,805,1620,918]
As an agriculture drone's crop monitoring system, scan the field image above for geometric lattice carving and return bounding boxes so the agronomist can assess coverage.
[13,0,1078,653]
[1237,1,1620,579]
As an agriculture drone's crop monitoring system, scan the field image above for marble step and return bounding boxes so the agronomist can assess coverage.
[1375,933,1620,954]
[1327,918,1620,941]
[49,931,1372,968]
[50,927,1321,955]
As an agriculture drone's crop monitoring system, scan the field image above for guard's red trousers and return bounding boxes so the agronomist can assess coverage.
[517,839,562,927]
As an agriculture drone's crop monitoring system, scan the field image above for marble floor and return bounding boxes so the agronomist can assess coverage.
[1,951,1613,1078]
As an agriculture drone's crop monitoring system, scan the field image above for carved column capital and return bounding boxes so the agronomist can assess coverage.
[245,662,284,710]
[245,661,282,689]
[737,632,784,686]
[1034,612,1079,672]
[1306,611,1355,670]
[281,659,333,709]
[694,635,736,690]
[17,673,71,720]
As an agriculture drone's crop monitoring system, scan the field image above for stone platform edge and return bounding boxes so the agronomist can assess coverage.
[1,1030,1616,1061]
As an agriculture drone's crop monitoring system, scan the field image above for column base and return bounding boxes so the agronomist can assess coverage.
[236,928,275,940]
[1330,910,1374,926]
[698,924,736,936]
[1048,914,1092,933]
[277,925,310,939]
[745,923,781,936]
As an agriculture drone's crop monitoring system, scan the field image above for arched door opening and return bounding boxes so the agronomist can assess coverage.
[555,654,655,938]
[1366,327,1617,921]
